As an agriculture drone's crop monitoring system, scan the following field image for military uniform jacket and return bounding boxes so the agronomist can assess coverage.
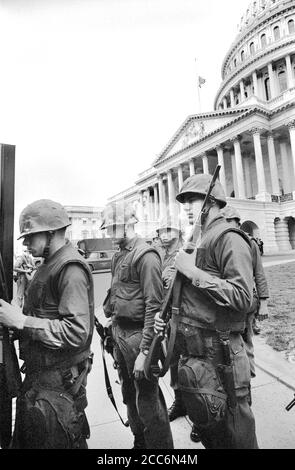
[250,238,269,299]
[20,242,94,373]
[107,236,163,351]
[179,215,254,333]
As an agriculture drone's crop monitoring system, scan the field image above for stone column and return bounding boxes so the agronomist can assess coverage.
[167,169,176,216]
[243,154,252,198]
[145,189,151,220]
[138,190,145,220]
[240,80,245,101]
[252,70,259,97]
[266,132,280,195]
[153,183,159,220]
[268,62,276,99]
[230,89,235,108]
[158,174,165,219]
[279,139,292,194]
[275,218,292,251]
[189,159,195,176]
[230,151,238,197]
[222,97,227,110]
[215,145,226,194]
[177,164,183,191]
[231,137,246,198]
[285,55,294,89]
[202,154,209,174]
[287,121,295,191]
[250,128,267,196]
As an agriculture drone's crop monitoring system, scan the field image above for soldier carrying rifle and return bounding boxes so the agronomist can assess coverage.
[100,201,173,450]
[154,173,258,449]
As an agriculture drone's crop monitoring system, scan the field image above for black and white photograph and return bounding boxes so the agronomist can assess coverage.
[0,0,295,455]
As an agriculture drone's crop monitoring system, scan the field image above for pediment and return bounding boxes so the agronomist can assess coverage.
[155,109,250,163]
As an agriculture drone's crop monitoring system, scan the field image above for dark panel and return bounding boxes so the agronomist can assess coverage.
[0,144,15,301]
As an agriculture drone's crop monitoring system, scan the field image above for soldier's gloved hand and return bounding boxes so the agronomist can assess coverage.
[154,311,165,334]
[0,299,26,330]
[257,299,269,322]
[133,352,146,381]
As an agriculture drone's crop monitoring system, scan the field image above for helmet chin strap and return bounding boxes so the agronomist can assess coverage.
[43,231,54,262]
[118,225,128,249]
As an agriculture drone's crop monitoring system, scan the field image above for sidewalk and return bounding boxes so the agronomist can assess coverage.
[87,255,295,450]
[86,310,295,450]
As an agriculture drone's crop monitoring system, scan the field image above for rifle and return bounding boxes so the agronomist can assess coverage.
[144,165,221,381]
[94,316,129,427]
[286,394,295,411]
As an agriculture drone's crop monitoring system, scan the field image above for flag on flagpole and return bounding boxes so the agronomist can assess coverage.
[198,76,206,88]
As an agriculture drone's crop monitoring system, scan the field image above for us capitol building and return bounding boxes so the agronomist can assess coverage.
[109,0,295,253]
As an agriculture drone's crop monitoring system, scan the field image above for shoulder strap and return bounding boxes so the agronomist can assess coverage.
[94,317,129,427]
[211,226,251,253]
[127,242,161,282]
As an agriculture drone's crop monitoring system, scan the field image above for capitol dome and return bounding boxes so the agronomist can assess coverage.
[110,0,295,254]
[215,0,295,109]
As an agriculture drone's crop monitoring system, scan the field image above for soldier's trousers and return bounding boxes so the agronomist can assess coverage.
[11,362,91,449]
[170,343,182,390]
[176,328,259,449]
[112,321,174,449]
[194,396,258,449]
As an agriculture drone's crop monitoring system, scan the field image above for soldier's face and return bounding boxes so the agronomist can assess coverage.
[183,196,205,224]
[22,232,47,257]
[158,228,179,246]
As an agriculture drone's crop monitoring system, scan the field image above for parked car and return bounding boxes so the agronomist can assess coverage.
[85,250,114,272]
[77,238,116,272]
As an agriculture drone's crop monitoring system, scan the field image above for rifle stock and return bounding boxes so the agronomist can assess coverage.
[144,165,221,381]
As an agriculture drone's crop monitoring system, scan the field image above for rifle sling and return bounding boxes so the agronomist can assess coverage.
[95,322,129,427]
[159,305,180,377]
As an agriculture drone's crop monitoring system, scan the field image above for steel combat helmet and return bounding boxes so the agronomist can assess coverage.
[100,201,138,230]
[221,205,241,222]
[18,199,71,239]
[156,215,182,233]
[176,173,227,208]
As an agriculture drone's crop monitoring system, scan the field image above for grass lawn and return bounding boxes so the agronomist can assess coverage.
[261,261,295,357]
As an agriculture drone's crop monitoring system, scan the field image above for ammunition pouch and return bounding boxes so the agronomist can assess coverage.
[178,357,227,427]
[17,386,89,449]
[13,357,93,449]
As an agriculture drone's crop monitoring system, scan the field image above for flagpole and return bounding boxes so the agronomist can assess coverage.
[195,58,202,114]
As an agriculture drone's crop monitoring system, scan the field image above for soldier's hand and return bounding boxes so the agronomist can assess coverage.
[154,311,165,334]
[133,352,146,381]
[0,299,26,330]
[257,300,269,322]
[162,266,175,288]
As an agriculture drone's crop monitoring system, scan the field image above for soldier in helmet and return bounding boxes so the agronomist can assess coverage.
[0,199,94,449]
[154,174,258,449]
[156,216,201,441]
[221,205,270,378]
[156,216,184,291]
[101,201,173,449]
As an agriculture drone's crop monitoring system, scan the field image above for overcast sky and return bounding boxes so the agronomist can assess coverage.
[0,0,251,223]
